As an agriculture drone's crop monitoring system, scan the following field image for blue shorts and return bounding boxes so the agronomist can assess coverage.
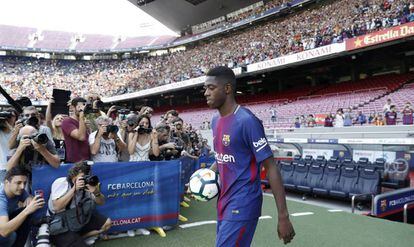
[216,218,258,247]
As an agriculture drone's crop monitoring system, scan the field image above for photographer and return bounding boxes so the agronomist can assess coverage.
[0,109,18,182]
[7,125,60,175]
[9,106,53,150]
[150,124,182,161]
[171,118,190,151]
[61,97,90,163]
[128,115,160,161]
[0,167,45,247]
[119,114,138,162]
[89,116,126,162]
[85,99,106,133]
[48,162,111,246]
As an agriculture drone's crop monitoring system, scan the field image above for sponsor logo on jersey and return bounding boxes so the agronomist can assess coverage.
[222,134,231,146]
[215,152,235,164]
[253,137,268,152]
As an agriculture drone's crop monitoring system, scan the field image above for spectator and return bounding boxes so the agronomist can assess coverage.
[46,99,67,161]
[368,112,376,124]
[344,108,353,126]
[9,106,54,150]
[307,114,316,127]
[270,108,277,122]
[401,102,414,125]
[7,125,60,175]
[89,116,126,162]
[374,114,385,126]
[334,109,344,127]
[383,98,392,113]
[294,117,301,128]
[0,167,45,247]
[324,114,334,127]
[0,109,18,182]
[385,105,398,125]
[165,110,179,125]
[355,111,367,125]
[128,115,160,162]
[171,117,191,151]
[118,114,139,162]
[61,97,90,163]
[199,139,212,157]
[48,162,111,246]
[151,124,181,161]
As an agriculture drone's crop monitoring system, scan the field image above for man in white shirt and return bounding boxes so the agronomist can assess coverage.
[48,162,111,246]
[89,116,126,163]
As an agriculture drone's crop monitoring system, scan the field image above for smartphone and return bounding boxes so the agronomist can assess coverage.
[34,190,44,199]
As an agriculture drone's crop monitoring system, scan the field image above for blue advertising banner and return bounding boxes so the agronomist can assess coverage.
[373,187,414,217]
[32,160,181,232]
[197,155,216,169]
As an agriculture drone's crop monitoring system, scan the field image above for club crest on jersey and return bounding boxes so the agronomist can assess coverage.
[222,134,231,146]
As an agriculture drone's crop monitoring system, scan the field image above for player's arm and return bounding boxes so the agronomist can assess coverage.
[263,157,295,244]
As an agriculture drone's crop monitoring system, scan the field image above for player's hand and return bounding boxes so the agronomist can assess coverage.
[24,195,45,215]
[277,217,295,244]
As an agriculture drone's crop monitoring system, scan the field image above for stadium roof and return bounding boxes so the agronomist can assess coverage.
[129,0,262,32]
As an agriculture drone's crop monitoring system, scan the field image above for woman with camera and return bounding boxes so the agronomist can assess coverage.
[128,115,160,162]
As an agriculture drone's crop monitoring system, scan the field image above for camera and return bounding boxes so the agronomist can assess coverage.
[84,175,100,187]
[135,125,152,134]
[81,160,100,187]
[0,111,12,120]
[84,104,99,114]
[17,116,39,127]
[22,133,49,145]
[106,125,119,134]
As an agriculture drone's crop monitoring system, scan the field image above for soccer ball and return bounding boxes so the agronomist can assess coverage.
[189,169,219,202]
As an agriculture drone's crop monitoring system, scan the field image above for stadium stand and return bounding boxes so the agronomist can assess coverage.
[0,25,35,48]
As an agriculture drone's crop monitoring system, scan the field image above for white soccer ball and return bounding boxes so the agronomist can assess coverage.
[189,168,219,202]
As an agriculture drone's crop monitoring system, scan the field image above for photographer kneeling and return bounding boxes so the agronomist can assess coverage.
[48,162,111,247]
[0,167,45,247]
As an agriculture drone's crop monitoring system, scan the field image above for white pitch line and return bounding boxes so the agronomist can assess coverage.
[179,220,217,229]
[179,216,273,229]
[291,212,314,217]
[259,215,272,220]
[328,209,343,212]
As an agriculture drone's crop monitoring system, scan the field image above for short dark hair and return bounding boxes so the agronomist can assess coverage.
[155,123,170,133]
[71,97,87,107]
[165,110,179,117]
[5,167,29,181]
[67,162,89,180]
[173,117,183,124]
[206,66,236,89]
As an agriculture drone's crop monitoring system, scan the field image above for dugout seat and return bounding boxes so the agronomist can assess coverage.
[293,155,302,161]
[280,161,295,189]
[357,157,371,170]
[297,163,324,193]
[341,157,355,167]
[374,158,386,178]
[314,156,327,167]
[329,165,359,198]
[291,162,310,191]
[312,163,341,196]
[351,167,381,198]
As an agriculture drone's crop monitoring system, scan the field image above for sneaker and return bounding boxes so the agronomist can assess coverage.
[135,228,151,236]
[127,230,136,237]
[84,236,98,246]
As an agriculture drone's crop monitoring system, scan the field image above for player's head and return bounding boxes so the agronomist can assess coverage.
[204,66,236,109]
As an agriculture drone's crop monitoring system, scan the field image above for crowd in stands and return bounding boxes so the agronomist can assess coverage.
[0,95,211,246]
[293,99,414,128]
[1,0,414,101]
